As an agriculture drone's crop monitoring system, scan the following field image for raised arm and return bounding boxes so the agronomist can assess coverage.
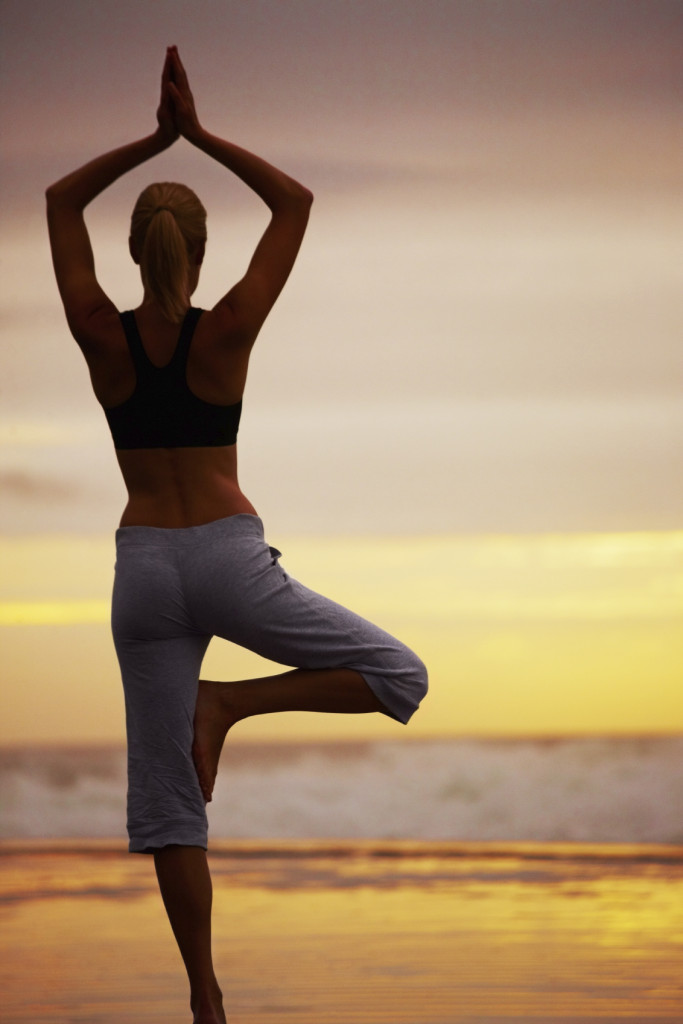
[46,52,179,339]
[167,47,313,339]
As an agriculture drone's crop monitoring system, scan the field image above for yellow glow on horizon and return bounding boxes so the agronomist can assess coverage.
[2,530,680,628]
[0,600,110,626]
[1,531,682,744]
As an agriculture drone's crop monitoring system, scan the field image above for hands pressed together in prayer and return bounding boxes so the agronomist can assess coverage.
[156,45,202,147]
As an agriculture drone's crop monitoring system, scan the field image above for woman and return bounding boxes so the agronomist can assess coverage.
[46,47,427,1024]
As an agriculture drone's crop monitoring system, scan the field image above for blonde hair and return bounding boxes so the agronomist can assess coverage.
[130,182,207,323]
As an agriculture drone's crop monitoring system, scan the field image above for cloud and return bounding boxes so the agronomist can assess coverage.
[0,469,77,502]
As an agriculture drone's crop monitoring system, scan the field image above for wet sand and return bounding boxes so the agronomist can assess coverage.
[1,840,682,1023]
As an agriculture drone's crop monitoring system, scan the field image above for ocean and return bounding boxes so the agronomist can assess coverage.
[3,736,683,1020]
[2,735,682,844]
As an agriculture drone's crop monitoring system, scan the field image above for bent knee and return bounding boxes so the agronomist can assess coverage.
[403,648,429,703]
[379,646,428,724]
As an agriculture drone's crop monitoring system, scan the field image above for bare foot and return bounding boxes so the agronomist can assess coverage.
[192,680,242,802]
[192,985,226,1024]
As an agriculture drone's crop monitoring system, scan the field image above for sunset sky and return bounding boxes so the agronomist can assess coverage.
[1,1,681,744]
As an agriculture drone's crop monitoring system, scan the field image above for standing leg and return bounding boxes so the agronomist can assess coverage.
[154,845,225,1024]
[113,532,221,1018]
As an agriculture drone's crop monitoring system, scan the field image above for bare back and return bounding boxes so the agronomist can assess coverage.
[86,304,257,529]
[115,445,257,528]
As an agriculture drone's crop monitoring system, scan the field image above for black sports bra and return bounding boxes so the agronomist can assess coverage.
[104,307,242,450]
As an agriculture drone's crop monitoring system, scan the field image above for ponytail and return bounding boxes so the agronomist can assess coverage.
[130,183,207,323]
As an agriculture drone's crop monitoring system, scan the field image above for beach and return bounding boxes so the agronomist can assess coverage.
[2,839,682,1023]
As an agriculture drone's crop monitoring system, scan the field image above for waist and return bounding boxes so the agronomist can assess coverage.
[115,446,257,528]
[116,512,264,547]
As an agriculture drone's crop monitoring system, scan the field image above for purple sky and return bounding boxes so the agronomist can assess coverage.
[1,0,681,534]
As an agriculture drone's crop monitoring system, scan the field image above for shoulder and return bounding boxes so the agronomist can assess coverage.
[198,302,257,352]
[185,305,253,399]
[69,303,124,358]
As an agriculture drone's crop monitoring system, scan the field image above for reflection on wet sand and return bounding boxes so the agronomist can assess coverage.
[1,841,682,1022]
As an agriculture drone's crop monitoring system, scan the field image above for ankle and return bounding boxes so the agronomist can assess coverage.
[199,678,247,726]
[191,981,225,1024]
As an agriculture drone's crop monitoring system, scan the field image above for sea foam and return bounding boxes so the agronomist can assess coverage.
[1,736,681,843]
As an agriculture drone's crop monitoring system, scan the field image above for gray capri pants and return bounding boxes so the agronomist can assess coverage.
[111,513,428,853]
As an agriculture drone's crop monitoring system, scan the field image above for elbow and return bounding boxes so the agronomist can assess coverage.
[45,185,60,220]
[294,185,314,221]
[271,183,313,220]
[285,183,313,211]
[45,178,77,209]
[282,181,314,211]
[45,181,65,208]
